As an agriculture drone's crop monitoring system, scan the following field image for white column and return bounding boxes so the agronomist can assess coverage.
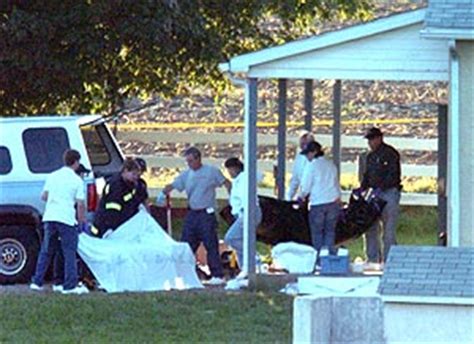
[448,43,460,247]
[243,78,258,281]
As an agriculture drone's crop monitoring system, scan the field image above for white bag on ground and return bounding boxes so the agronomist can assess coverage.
[78,209,203,292]
[271,242,317,274]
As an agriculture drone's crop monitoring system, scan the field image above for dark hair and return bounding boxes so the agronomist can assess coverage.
[224,157,244,171]
[121,158,141,173]
[301,141,324,157]
[135,157,147,173]
[183,146,201,160]
[63,149,81,166]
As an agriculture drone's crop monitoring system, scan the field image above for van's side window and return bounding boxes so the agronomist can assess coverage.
[23,128,70,173]
[0,146,12,174]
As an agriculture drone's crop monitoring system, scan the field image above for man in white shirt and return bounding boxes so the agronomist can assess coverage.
[298,141,341,257]
[30,149,88,294]
[286,131,315,201]
[223,158,262,273]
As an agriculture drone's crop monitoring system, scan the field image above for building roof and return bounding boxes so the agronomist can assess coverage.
[379,245,474,300]
[220,9,426,74]
[421,0,474,39]
[220,9,449,81]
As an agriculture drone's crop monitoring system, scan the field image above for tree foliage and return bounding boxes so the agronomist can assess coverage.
[0,0,372,116]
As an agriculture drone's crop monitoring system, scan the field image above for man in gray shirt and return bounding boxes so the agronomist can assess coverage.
[163,147,230,285]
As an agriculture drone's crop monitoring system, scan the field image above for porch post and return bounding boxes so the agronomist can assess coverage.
[243,78,258,281]
[437,104,448,245]
[448,45,460,247]
[277,79,287,200]
[304,79,313,132]
[332,80,342,176]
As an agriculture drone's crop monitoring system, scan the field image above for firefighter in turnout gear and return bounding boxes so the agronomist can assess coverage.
[92,158,146,237]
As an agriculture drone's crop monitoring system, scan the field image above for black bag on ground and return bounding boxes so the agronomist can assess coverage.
[220,191,386,247]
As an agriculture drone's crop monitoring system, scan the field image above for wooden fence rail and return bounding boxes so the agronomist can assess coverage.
[117,131,439,206]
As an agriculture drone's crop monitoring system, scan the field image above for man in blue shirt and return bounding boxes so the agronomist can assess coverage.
[164,147,230,285]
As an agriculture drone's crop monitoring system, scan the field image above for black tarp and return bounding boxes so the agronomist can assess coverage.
[220,190,386,246]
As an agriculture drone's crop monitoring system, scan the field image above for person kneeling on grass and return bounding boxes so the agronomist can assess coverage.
[223,157,262,279]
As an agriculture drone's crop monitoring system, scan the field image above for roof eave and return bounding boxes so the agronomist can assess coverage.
[222,8,427,74]
[421,27,474,40]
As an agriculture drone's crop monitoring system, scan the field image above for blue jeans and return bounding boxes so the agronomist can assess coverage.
[364,188,401,263]
[309,202,340,255]
[182,210,223,278]
[32,221,79,290]
[224,207,262,268]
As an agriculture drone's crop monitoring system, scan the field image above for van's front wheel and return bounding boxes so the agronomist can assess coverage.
[0,225,39,284]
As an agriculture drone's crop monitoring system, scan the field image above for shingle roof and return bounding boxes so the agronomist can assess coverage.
[425,0,474,29]
[378,245,474,298]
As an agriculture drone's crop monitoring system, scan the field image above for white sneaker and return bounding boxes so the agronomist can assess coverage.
[29,283,43,291]
[225,278,248,290]
[61,284,89,295]
[206,277,226,286]
[363,262,383,271]
[235,271,248,280]
[52,285,63,292]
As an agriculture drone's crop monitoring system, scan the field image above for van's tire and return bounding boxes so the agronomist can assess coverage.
[0,225,40,284]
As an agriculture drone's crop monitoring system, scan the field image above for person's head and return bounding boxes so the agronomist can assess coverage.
[299,131,315,151]
[364,127,384,151]
[135,157,147,176]
[183,147,202,171]
[224,157,244,178]
[63,149,81,171]
[300,141,323,161]
[120,158,141,184]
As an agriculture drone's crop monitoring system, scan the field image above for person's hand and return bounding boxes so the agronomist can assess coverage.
[163,184,173,195]
[156,191,167,206]
[296,196,305,207]
[353,187,365,197]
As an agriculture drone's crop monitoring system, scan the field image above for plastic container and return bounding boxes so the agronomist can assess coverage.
[320,255,350,275]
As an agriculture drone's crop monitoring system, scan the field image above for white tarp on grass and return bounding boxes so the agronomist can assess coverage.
[78,209,203,292]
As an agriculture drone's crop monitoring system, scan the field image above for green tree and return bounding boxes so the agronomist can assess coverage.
[0,0,372,116]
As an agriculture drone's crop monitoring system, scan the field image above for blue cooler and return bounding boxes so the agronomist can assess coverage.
[320,255,350,275]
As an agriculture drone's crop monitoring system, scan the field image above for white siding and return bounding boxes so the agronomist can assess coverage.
[249,24,449,81]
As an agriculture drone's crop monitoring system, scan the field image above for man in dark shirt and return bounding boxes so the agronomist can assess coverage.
[361,127,402,265]
[92,158,144,237]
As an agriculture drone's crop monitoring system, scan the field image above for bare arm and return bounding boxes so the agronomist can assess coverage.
[223,179,231,194]
[163,184,174,195]
[76,200,86,224]
[41,191,48,202]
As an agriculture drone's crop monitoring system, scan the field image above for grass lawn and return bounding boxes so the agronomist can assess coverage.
[0,291,293,343]
[0,206,437,343]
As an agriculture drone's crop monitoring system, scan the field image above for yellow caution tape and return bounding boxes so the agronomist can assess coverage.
[116,117,436,131]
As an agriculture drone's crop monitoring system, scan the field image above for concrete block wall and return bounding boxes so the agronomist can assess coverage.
[293,296,384,344]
